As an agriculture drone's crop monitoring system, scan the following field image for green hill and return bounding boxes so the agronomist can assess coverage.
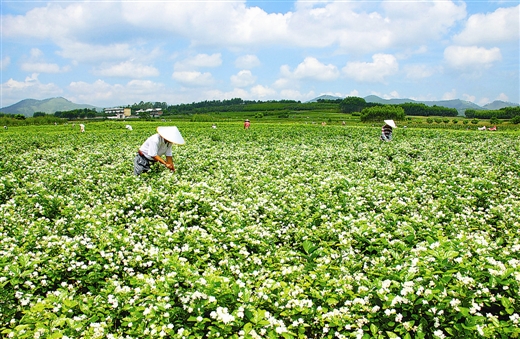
[0,97,99,117]
[482,100,520,110]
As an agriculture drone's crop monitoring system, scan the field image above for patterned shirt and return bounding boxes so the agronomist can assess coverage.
[381,124,393,140]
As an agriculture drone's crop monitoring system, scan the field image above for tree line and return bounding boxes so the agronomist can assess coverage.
[52,108,99,119]
[339,97,458,118]
[465,107,520,119]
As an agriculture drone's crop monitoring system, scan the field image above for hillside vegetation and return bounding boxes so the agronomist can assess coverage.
[1,97,520,128]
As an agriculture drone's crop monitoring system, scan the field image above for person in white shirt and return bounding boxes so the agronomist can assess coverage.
[134,126,185,175]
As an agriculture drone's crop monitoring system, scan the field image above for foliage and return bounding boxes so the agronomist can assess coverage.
[0,115,65,127]
[465,107,520,119]
[489,116,500,125]
[400,103,457,117]
[339,97,367,113]
[54,108,98,120]
[1,123,520,339]
[360,105,405,122]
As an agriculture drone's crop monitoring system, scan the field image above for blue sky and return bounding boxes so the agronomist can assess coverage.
[1,0,518,108]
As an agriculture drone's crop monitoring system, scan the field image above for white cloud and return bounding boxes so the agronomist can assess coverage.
[1,57,12,71]
[57,41,140,63]
[384,91,400,99]
[235,55,261,69]
[462,93,476,103]
[286,1,466,53]
[174,53,222,71]
[453,5,519,45]
[403,64,437,80]
[273,77,292,89]
[3,3,88,40]
[442,89,457,100]
[444,46,502,70]
[478,97,490,106]
[30,48,44,59]
[21,62,70,73]
[3,1,467,54]
[93,61,159,78]
[1,73,62,105]
[496,93,509,102]
[172,71,214,87]
[279,89,309,101]
[230,70,256,87]
[342,54,398,83]
[68,79,169,107]
[395,46,428,60]
[250,85,276,98]
[347,90,359,97]
[282,57,339,81]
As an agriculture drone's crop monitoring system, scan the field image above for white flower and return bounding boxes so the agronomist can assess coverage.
[450,298,461,308]
[433,330,445,339]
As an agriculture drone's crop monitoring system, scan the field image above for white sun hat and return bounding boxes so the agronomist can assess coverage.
[157,126,185,145]
[384,120,397,128]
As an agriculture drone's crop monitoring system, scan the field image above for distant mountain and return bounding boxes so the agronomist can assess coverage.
[363,95,485,114]
[0,97,100,117]
[305,95,343,103]
[482,100,519,110]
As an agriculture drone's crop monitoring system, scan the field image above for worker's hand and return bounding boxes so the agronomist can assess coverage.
[165,163,175,172]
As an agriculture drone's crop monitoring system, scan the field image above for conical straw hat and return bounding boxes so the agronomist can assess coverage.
[157,126,185,145]
[384,120,397,128]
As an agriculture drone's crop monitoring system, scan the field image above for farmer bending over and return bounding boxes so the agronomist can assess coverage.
[381,120,396,142]
[134,126,185,175]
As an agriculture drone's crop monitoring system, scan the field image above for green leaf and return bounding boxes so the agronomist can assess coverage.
[63,299,78,308]
[459,307,469,317]
[501,297,512,309]
[370,324,378,335]
[302,240,317,255]
[326,298,338,306]
[243,322,252,334]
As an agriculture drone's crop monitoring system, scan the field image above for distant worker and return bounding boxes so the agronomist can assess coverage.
[488,126,497,131]
[125,125,133,131]
[3,126,7,130]
[212,124,217,129]
[244,119,250,129]
[134,126,185,176]
[381,120,396,142]
[80,124,85,133]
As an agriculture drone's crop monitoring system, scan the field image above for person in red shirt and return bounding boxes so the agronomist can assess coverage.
[244,119,251,129]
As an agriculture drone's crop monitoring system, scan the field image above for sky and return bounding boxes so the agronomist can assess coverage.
[1,0,519,109]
